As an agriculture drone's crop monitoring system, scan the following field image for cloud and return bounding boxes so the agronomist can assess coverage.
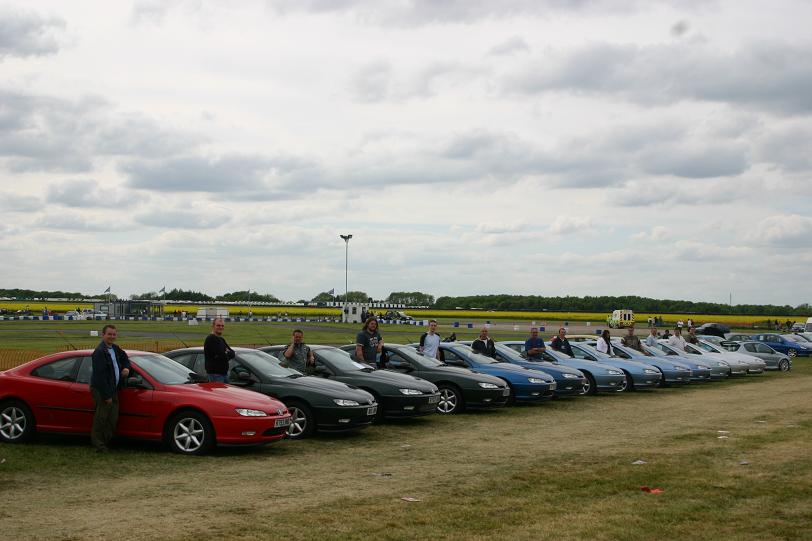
[670,20,689,37]
[631,226,671,242]
[350,61,392,102]
[35,214,131,232]
[475,221,525,234]
[549,215,593,235]
[0,191,41,212]
[133,208,231,229]
[46,179,146,208]
[745,214,812,245]
[488,36,530,56]
[640,144,749,178]
[0,8,65,58]
[350,60,487,102]
[506,41,812,114]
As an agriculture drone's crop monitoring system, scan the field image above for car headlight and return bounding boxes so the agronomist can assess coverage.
[398,388,422,395]
[675,365,689,371]
[333,399,360,406]
[527,377,547,384]
[643,369,659,374]
[478,382,499,389]
[607,369,623,375]
[718,361,729,366]
[697,365,710,370]
[235,408,268,417]
[563,373,580,379]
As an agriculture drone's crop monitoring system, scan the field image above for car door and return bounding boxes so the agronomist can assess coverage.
[69,355,99,432]
[116,363,155,438]
[384,351,418,375]
[30,356,84,431]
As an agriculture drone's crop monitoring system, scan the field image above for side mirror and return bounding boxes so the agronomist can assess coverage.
[236,370,253,381]
[314,365,331,377]
[389,360,412,371]
[126,375,148,388]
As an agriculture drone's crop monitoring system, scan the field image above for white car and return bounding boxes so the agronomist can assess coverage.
[694,339,766,374]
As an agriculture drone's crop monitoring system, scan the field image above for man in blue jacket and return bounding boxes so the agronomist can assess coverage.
[90,324,131,452]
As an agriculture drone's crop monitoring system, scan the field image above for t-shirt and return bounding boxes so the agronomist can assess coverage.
[621,334,644,353]
[668,334,687,351]
[281,343,313,375]
[356,330,382,363]
[524,337,546,360]
[420,332,441,359]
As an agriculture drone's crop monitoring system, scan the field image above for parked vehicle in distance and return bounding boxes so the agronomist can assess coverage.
[723,342,791,372]
[607,309,635,328]
[260,345,440,420]
[695,322,731,337]
[751,333,811,358]
[789,332,812,343]
[499,340,627,395]
[342,344,510,414]
[383,311,414,321]
[0,350,291,454]
[163,347,377,439]
[725,333,755,342]
[572,341,668,390]
[607,341,695,384]
[412,342,557,403]
[490,343,588,397]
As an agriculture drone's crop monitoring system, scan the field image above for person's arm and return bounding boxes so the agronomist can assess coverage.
[283,343,295,359]
[116,346,131,378]
[355,332,365,361]
[419,333,426,352]
[307,346,315,366]
[376,334,383,353]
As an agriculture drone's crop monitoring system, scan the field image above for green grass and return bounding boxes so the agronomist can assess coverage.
[1,347,810,540]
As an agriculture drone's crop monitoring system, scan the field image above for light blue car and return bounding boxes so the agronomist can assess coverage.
[569,342,664,391]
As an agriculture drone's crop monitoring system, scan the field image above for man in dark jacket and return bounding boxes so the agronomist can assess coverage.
[471,327,496,358]
[90,324,131,452]
[550,327,574,357]
[203,318,235,382]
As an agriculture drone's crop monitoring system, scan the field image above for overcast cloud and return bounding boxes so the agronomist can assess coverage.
[1,0,810,306]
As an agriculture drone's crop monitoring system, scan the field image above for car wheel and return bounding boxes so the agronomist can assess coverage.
[787,349,797,357]
[0,400,34,443]
[580,373,597,396]
[166,410,215,455]
[618,373,631,392]
[778,359,790,372]
[286,401,315,439]
[436,385,464,414]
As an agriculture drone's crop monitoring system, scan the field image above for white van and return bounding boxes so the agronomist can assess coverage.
[806,317,812,332]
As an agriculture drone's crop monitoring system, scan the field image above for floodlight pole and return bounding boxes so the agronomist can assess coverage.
[340,234,352,323]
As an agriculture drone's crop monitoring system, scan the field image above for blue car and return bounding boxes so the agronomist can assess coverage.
[607,341,696,384]
[499,341,628,395]
[410,342,557,404]
[753,333,811,357]
[567,342,663,391]
[473,342,588,396]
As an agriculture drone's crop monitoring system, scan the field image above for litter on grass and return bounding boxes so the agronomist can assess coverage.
[640,486,664,494]
[717,435,729,439]
[740,461,750,466]
[632,460,648,465]
[372,472,393,478]
[717,430,730,434]
[401,497,422,502]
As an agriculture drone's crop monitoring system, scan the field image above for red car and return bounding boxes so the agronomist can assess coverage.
[0,350,292,454]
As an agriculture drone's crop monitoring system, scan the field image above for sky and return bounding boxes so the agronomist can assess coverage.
[1,0,811,306]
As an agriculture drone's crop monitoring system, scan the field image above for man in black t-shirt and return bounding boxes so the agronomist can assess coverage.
[355,318,383,367]
[203,318,235,382]
[471,327,496,358]
[550,327,574,357]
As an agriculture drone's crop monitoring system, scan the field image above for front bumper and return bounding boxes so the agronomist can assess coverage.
[463,387,510,409]
[213,414,292,445]
[688,368,712,382]
[660,369,692,385]
[512,382,556,402]
[315,404,378,432]
[595,374,628,392]
[382,392,441,418]
[552,377,587,396]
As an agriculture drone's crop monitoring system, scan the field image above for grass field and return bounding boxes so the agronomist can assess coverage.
[1,357,809,540]
[2,300,804,328]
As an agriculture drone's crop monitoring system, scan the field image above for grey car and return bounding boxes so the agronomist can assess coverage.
[725,342,791,372]
[570,342,663,391]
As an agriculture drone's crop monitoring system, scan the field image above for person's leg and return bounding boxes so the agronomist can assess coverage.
[90,387,111,451]
[207,373,226,383]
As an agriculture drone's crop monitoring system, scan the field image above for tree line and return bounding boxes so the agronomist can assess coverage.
[130,289,280,303]
[433,294,812,317]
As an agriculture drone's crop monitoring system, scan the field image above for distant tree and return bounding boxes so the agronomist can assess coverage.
[340,291,370,303]
[386,291,435,306]
[311,291,337,303]
[217,290,279,303]
[131,288,213,302]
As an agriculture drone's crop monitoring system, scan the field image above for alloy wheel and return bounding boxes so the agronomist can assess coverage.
[173,417,205,453]
[0,406,27,441]
[287,406,308,438]
[437,388,459,414]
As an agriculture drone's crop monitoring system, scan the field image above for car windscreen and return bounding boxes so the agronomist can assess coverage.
[238,350,301,377]
[389,346,443,368]
[450,345,499,364]
[695,341,719,353]
[317,348,372,371]
[643,344,668,357]
[133,353,197,385]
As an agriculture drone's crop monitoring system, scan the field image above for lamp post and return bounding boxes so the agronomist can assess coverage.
[340,234,352,323]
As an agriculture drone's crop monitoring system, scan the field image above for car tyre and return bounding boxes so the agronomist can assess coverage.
[620,371,633,392]
[436,385,464,414]
[580,373,597,396]
[0,400,35,443]
[286,400,315,439]
[166,410,215,455]
[787,349,797,357]
[778,359,790,372]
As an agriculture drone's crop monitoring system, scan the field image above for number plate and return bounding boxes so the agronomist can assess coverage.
[275,417,292,428]
[367,406,378,416]
[428,395,440,404]
[502,388,511,396]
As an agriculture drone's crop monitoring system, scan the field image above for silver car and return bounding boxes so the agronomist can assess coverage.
[725,342,791,372]
[693,339,766,374]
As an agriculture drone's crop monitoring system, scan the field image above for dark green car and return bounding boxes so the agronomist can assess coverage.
[163,347,378,439]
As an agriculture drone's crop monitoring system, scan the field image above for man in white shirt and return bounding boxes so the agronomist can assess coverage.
[419,320,441,359]
[645,327,658,347]
[668,327,687,351]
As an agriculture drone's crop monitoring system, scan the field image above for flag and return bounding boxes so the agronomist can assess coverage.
[104,286,111,293]
[159,286,166,294]
[328,288,335,295]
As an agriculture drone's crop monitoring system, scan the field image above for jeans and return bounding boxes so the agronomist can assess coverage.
[207,373,229,383]
[90,387,119,450]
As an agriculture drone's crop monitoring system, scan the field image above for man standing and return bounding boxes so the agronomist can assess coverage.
[621,326,644,353]
[524,327,546,360]
[471,327,496,358]
[668,327,687,351]
[203,318,235,382]
[687,326,699,345]
[645,327,659,347]
[89,324,131,452]
[419,320,441,360]
[356,317,383,367]
[550,327,574,357]
[280,329,316,374]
